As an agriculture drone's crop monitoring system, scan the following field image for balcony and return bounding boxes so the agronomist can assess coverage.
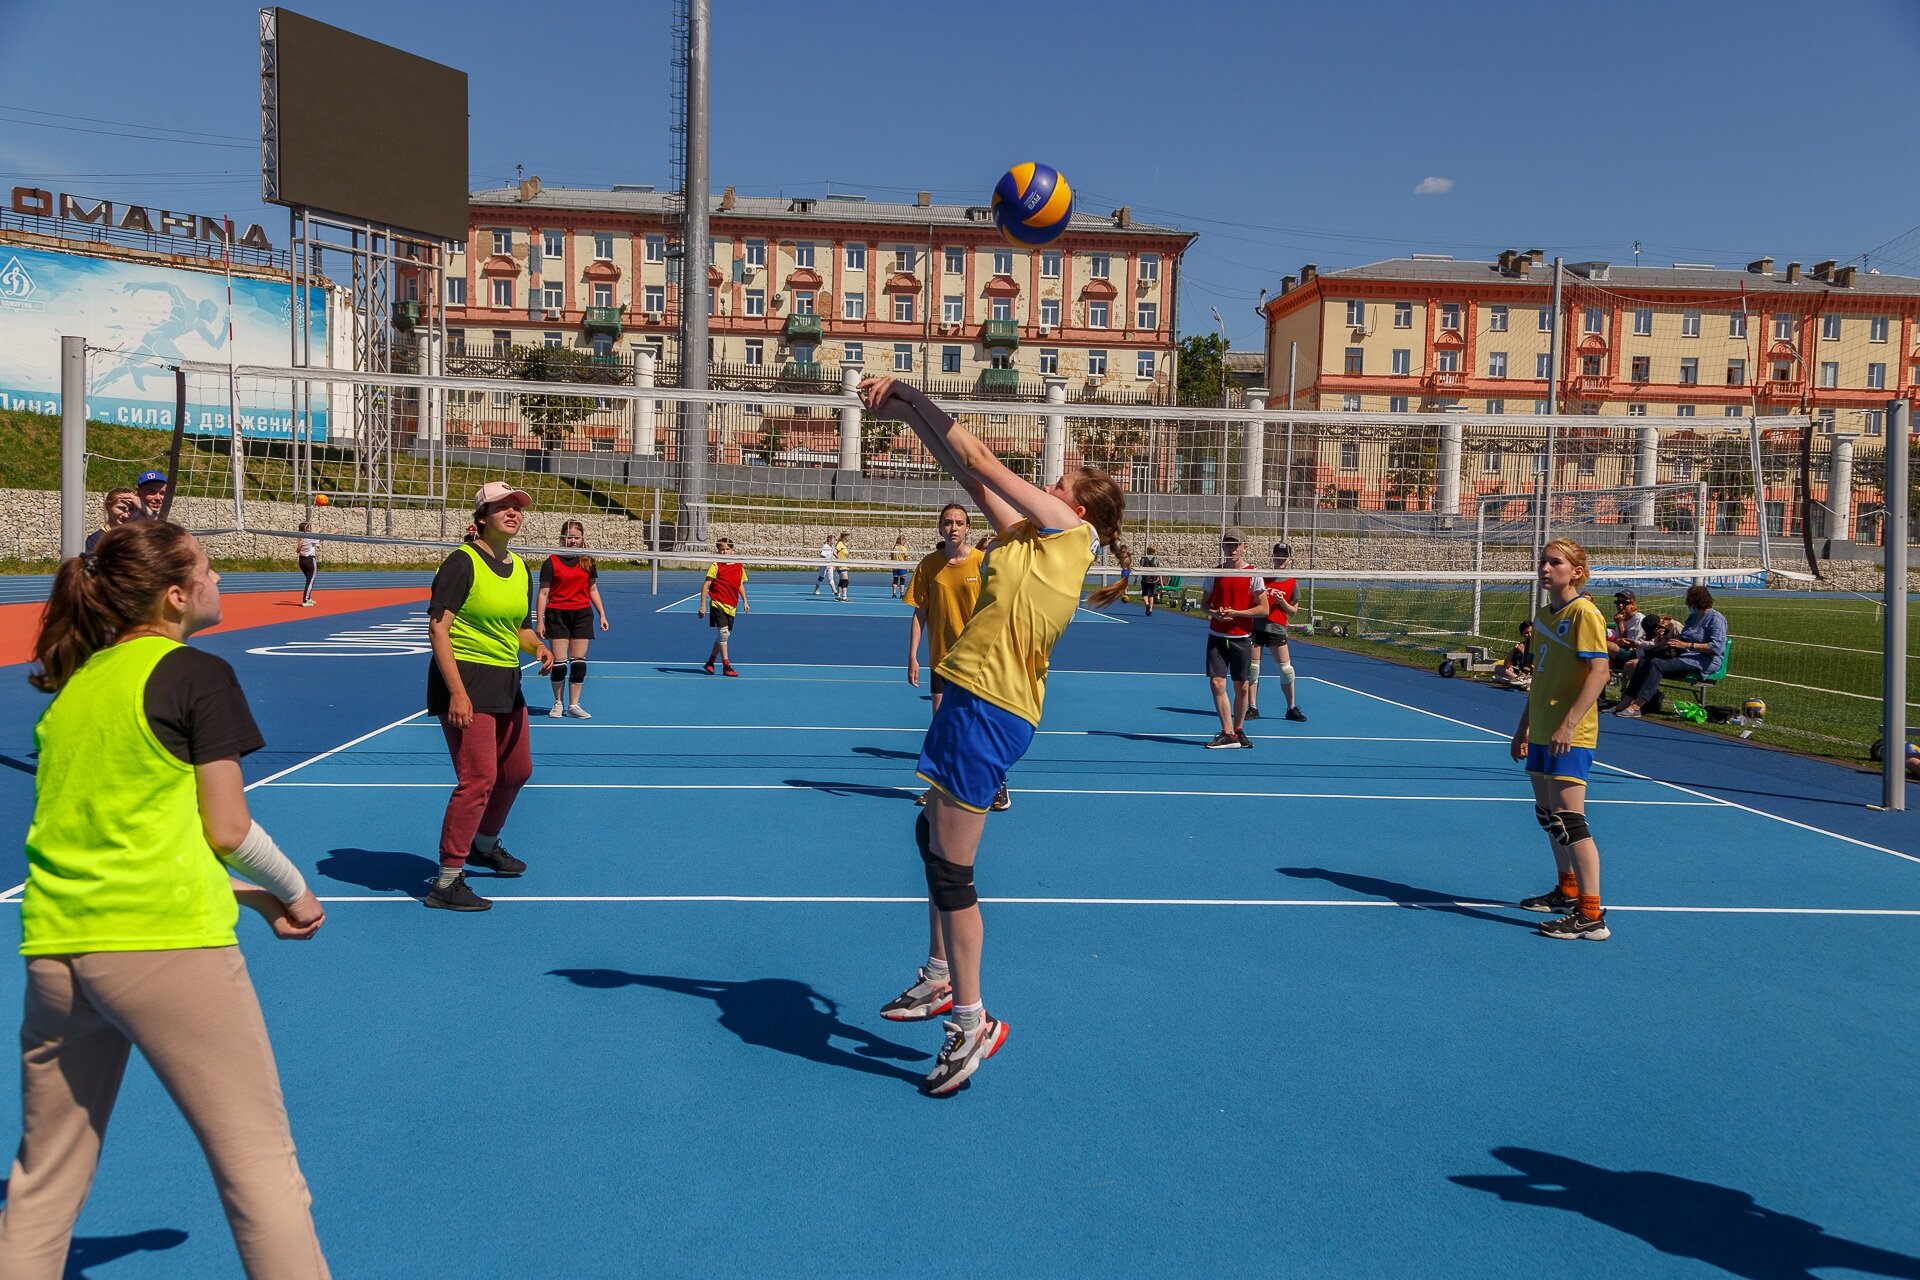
[1424,369,1464,391]
[583,306,623,337]
[1762,378,1805,399]
[391,300,423,330]
[784,312,824,341]
[981,319,1020,349]
[1572,374,1610,396]
[781,361,824,381]
[979,367,1021,395]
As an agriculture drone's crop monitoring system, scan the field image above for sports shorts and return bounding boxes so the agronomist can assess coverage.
[916,683,1034,814]
[708,605,738,630]
[1205,634,1253,682]
[1140,580,1160,597]
[1250,620,1288,648]
[1524,743,1595,784]
[544,607,594,640]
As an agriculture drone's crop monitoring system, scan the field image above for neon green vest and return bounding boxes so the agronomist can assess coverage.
[21,636,238,955]
[448,544,530,667]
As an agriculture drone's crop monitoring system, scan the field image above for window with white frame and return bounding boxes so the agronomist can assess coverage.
[1440,303,1461,330]
[1088,301,1109,328]
[1039,298,1060,327]
[542,332,562,348]
[491,329,511,355]
[1535,353,1552,378]
[593,232,614,261]
[1391,349,1411,376]
[990,297,1012,321]
[1040,251,1061,279]
[1724,405,1744,417]
[843,341,863,366]
[1631,356,1650,382]
[1871,316,1890,343]
[1816,409,1835,433]
[795,241,814,268]
[1729,312,1748,338]
[1771,312,1792,340]
[943,295,964,325]
[743,339,763,366]
[645,235,665,263]
[1039,348,1058,375]
[1580,355,1603,377]
[1089,253,1110,279]
[492,229,511,255]
[490,279,513,308]
[843,293,865,320]
[591,284,613,308]
[1389,396,1409,413]
[1866,409,1885,436]
[1626,403,1648,417]
[643,285,664,314]
[1137,302,1157,329]
[1087,349,1107,376]
[893,294,914,323]
[1676,404,1696,417]
[893,247,915,273]
[1437,349,1459,372]
[1345,347,1364,375]
[1679,357,1698,384]
[1533,400,1550,414]
[845,243,866,271]
[543,230,564,260]
[1726,358,1745,386]
[893,343,913,372]
[745,239,766,268]
[447,277,466,305]
[1681,311,1701,337]
[744,289,765,317]
[1488,351,1508,378]
[1583,306,1603,335]
[1341,395,1361,412]
[1486,399,1504,415]
[991,248,1013,275]
[1488,304,1508,332]
[1483,448,1502,473]
[1821,314,1841,341]
[1633,308,1652,336]
[793,290,815,315]
[944,247,964,275]
[1339,442,1360,469]
[941,345,961,374]
[1818,361,1838,387]
[1537,307,1552,332]
[1346,300,1367,327]
[1770,360,1790,382]
[1394,302,1413,329]
[1867,362,1887,389]
[447,329,465,355]
[541,282,563,310]
[1139,254,1159,282]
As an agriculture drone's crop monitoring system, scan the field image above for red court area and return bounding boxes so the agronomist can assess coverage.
[0,587,428,666]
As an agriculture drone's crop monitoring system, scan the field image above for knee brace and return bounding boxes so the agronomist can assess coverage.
[716,623,732,642]
[916,813,977,911]
[1556,810,1592,848]
[1278,662,1296,686]
[1535,804,1567,845]
[569,659,587,684]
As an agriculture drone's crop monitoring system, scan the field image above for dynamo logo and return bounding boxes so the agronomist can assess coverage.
[0,256,35,302]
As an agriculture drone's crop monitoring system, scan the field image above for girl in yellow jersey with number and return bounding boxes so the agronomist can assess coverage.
[1510,538,1614,941]
[2,520,330,1278]
[859,376,1130,1095]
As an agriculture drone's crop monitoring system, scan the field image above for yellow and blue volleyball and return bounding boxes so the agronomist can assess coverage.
[1742,698,1767,720]
[992,163,1074,246]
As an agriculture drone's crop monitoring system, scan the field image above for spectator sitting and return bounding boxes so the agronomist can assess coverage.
[1607,589,1647,672]
[1491,620,1535,689]
[85,487,140,552]
[1615,585,1727,718]
[135,469,169,519]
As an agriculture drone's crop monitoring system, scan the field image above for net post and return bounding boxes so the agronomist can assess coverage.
[59,336,87,559]
[1472,500,1485,638]
[1238,387,1267,499]
[1633,423,1659,529]
[1281,341,1296,541]
[1881,398,1909,812]
[838,364,861,473]
[650,490,660,596]
[1437,416,1462,522]
[1746,411,1772,573]
[1042,376,1068,485]
[1694,479,1709,584]
[1827,432,1856,541]
[633,351,657,457]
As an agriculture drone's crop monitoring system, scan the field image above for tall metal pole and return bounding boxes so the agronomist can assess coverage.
[59,336,87,559]
[1746,411,1773,572]
[1282,340,1296,541]
[1881,399,1909,812]
[1533,256,1564,590]
[675,0,711,550]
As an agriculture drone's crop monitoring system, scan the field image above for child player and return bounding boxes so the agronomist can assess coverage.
[903,504,998,810]
[1246,540,1307,723]
[698,537,749,676]
[859,374,1128,1095]
[890,533,913,599]
[1510,538,1614,940]
[1203,530,1265,749]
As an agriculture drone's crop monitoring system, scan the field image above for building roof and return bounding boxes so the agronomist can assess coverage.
[1302,256,1920,298]
[468,185,1192,241]
[1225,351,1267,373]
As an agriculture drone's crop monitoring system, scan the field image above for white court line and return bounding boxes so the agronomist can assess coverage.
[1302,675,1920,867]
[0,882,23,903]
[245,710,431,790]
[402,721,1494,744]
[653,591,701,613]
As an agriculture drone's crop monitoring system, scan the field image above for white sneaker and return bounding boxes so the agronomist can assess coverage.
[548,701,565,719]
[565,704,592,719]
[921,1016,1009,1096]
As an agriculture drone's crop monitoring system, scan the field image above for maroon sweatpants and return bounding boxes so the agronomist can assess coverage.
[437,706,532,865]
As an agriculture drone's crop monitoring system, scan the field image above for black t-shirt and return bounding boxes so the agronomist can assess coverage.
[426,546,532,716]
[144,648,265,764]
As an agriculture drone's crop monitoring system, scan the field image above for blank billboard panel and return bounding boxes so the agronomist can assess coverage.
[264,8,468,243]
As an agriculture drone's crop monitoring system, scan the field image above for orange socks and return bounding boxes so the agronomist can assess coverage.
[1558,871,1579,898]
[1579,893,1602,919]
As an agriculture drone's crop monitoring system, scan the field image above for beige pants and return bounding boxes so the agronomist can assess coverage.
[0,947,329,1279]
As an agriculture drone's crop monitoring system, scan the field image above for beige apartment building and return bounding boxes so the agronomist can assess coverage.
[434,181,1194,397]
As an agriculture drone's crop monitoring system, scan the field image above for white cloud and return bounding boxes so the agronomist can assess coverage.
[1413,176,1455,196]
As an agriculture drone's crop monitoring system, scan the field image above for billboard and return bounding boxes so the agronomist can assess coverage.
[0,243,331,440]
[263,9,470,243]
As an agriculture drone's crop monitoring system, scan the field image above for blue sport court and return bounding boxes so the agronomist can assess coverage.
[1,573,1916,1278]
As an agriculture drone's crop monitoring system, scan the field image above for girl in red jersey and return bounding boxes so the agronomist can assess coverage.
[698,536,750,676]
[535,520,610,719]
[1247,540,1307,723]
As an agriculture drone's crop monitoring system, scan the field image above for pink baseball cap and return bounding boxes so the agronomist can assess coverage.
[473,481,531,511]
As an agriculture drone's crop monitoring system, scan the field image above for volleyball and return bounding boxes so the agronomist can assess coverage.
[992,163,1074,246]
[1742,698,1767,720]
[315,494,331,507]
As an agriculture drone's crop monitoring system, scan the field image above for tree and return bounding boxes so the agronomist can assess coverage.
[1077,417,1147,475]
[508,344,607,443]
[1177,332,1229,406]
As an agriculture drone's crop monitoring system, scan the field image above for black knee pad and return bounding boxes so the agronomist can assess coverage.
[570,658,587,684]
[1557,810,1591,847]
[916,813,977,911]
[1535,804,1567,844]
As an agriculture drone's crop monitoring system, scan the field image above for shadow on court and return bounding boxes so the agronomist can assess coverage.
[0,1180,188,1280]
[852,745,919,762]
[783,779,916,801]
[1277,867,1536,929]
[1156,706,1216,717]
[1451,1148,1920,1280]
[315,848,437,896]
[547,970,930,1083]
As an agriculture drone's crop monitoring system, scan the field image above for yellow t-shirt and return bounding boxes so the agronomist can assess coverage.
[906,546,985,669]
[1528,594,1609,748]
[935,522,1094,726]
[891,544,911,562]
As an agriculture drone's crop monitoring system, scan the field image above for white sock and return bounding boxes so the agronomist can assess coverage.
[925,956,950,983]
[435,865,461,888]
[953,1001,984,1031]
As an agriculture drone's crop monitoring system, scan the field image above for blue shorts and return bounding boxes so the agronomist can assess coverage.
[1524,743,1595,784]
[916,683,1035,813]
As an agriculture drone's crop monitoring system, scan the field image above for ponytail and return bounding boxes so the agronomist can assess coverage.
[1087,538,1134,610]
[1070,466,1131,610]
[32,521,201,693]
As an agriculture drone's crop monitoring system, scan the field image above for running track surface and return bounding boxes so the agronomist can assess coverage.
[0,572,1915,1279]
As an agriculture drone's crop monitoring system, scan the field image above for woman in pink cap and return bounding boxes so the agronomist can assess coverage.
[422,482,553,911]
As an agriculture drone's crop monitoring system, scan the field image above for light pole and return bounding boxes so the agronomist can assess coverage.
[1212,306,1229,530]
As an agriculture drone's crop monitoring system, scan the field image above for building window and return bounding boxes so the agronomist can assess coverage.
[1344,347,1364,375]
[1866,409,1885,436]
[1867,362,1887,389]
[943,295,964,325]
[793,290,815,315]
[1772,312,1794,340]
[491,229,511,255]
[991,248,1013,275]
[1580,355,1603,377]
[942,247,964,275]
[591,284,612,308]
[593,232,614,261]
[1389,396,1409,412]
[1821,315,1841,341]
[893,343,914,372]
[643,285,664,314]
[1346,300,1367,327]
[1139,254,1160,282]
[1437,349,1460,372]
[1818,361,1838,388]
[1583,306,1603,335]
[891,248,915,273]
[1729,312,1748,338]
[1633,308,1652,336]
[542,331,562,349]
[490,279,513,308]
[1628,403,1647,416]
[1039,298,1060,327]
[1339,442,1360,470]
[1483,448,1502,473]
[1041,251,1061,278]
[745,290,765,317]
[792,241,814,268]
[1088,301,1109,329]
[1488,304,1508,332]
[539,282,562,311]
[1681,311,1701,337]
[1537,307,1552,332]
[1087,349,1107,376]
[745,239,766,268]
[743,339,763,366]
[845,243,866,271]
[990,297,1012,321]
[1393,302,1413,329]
[844,294,866,321]
[1488,351,1507,379]
[540,230,563,260]
[1679,357,1698,385]
[1440,303,1461,330]
[837,341,862,368]
[447,277,466,306]
[1533,400,1549,414]
[1871,316,1890,343]
[1676,404,1696,417]
[1486,399,1504,414]
[1726,358,1745,386]
[1039,348,1058,375]
[1336,394,1359,412]
[1535,353,1551,378]
[1391,349,1411,376]
[941,345,961,374]
[490,329,511,355]
[644,235,665,263]
[1631,356,1650,383]
[893,295,915,323]
[1816,409,1835,433]
[1137,302,1158,329]
[1089,253,1110,279]
[1724,405,1745,418]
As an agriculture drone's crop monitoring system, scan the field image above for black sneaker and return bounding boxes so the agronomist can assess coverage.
[1538,908,1610,941]
[424,871,493,912]
[467,840,526,877]
[1285,707,1308,723]
[1244,706,1261,721]
[990,783,1012,811]
[1235,730,1254,749]
[1205,732,1239,750]
[1520,887,1577,914]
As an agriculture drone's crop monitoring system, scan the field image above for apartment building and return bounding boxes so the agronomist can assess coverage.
[434,180,1194,396]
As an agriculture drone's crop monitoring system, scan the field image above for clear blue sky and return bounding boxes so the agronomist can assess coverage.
[3,0,1916,349]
